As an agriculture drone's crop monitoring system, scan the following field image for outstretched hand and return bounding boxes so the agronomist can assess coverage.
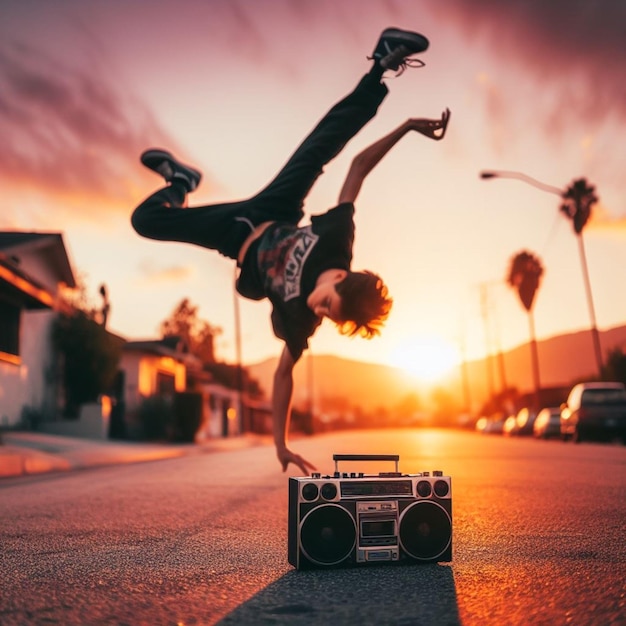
[410,108,451,140]
[277,447,317,475]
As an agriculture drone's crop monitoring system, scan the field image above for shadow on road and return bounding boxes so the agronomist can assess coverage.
[218,563,460,625]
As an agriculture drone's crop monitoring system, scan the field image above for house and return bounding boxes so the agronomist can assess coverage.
[0,230,251,441]
[120,337,194,411]
[0,232,76,428]
[120,337,246,440]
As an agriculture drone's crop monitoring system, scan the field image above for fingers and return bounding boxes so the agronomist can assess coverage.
[303,457,318,473]
[280,451,317,475]
[294,455,317,475]
[439,107,451,139]
[410,108,450,141]
[430,108,451,140]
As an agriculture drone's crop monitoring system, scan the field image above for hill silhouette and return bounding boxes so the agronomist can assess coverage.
[247,323,626,414]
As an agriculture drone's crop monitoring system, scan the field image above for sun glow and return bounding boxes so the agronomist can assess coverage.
[390,334,460,384]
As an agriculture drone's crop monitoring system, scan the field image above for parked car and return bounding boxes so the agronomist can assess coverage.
[503,407,536,437]
[560,382,626,443]
[502,414,519,436]
[475,414,505,434]
[515,407,537,436]
[533,407,562,439]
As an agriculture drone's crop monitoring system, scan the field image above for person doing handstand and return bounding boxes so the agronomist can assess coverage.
[131,27,450,475]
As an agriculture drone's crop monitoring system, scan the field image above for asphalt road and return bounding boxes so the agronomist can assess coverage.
[1,428,624,626]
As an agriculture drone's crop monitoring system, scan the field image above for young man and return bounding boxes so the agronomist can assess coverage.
[131,27,450,475]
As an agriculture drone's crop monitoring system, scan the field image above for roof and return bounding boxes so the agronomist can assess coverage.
[123,338,200,366]
[0,252,54,309]
[0,231,76,288]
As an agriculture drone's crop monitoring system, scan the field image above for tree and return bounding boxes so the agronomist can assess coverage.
[559,178,598,235]
[602,348,626,385]
[158,298,262,397]
[507,250,544,410]
[53,309,123,418]
[559,177,603,374]
[160,298,222,364]
[203,361,262,396]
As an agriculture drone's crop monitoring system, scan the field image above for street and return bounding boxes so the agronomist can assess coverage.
[1,428,624,626]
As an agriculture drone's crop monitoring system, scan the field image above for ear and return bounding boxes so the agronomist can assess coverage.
[313,302,329,317]
[333,270,348,283]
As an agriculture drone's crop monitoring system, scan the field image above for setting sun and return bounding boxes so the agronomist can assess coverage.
[390,334,460,384]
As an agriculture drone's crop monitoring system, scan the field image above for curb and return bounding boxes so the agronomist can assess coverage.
[0,433,273,480]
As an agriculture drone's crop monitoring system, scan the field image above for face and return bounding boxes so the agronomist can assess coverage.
[308,281,345,323]
[315,287,344,323]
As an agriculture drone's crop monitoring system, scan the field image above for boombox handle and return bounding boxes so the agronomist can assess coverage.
[333,454,399,473]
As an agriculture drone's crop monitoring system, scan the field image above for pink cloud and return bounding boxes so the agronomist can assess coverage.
[138,259,194,283]
[0,40,212,217]
[432,0,626,123]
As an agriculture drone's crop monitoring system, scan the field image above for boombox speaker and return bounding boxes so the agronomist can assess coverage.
[288,454,452,569]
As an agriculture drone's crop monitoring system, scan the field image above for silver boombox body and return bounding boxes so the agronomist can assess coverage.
[288,454,452,569]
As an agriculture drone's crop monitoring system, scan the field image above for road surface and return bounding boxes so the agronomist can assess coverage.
[1,428,624,625]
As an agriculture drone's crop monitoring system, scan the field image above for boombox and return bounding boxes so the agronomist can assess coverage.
[288,454,452,569]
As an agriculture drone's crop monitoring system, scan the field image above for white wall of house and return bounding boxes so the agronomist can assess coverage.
[195,383,241,439]
[0,309,56,428]
[0,360,25,427]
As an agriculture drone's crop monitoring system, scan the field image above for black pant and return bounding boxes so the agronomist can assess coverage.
[131,72,388,260]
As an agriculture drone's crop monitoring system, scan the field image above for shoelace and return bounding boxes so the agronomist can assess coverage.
[395,56,425,76]
[367,54,426,76]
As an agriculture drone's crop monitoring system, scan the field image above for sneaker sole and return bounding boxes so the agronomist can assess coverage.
[141,149,201,181]
[380,27,429,53]
[141,149,176,171]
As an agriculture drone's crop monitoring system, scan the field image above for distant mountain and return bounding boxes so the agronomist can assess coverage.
[246,324,626,413]
[479,324,626,394]
[247,353,417,412]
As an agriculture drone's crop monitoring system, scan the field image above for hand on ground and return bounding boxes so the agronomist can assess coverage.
[277,447,317,475]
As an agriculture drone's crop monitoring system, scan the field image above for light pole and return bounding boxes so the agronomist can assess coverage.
[480,169,603,377]
[233,268,244,434]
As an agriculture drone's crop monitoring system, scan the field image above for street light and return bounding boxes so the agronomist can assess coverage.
[480,169,603,377]
[480,170,563,196]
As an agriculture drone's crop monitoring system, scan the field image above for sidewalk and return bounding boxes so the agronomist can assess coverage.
[0,431,273,479]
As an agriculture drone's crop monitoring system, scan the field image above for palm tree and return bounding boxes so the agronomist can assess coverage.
[559,178,603,374]
[481,172,603,376]
[507,250,544,410]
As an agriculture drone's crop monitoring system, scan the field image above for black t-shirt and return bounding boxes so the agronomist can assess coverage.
[236,202,354,361]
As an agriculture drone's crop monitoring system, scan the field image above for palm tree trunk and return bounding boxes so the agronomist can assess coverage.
[577,234,603,377]
[528,311,541,411]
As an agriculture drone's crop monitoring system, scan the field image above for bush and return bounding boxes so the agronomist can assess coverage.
[172,392,203,443]
[52,311,123,418]
[135,395,175,441]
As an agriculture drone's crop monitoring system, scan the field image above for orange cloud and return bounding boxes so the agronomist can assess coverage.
[588,204,626,236]
[0,40,214,219]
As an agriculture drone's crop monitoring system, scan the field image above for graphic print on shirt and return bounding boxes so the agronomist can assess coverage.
[259,225,319,302]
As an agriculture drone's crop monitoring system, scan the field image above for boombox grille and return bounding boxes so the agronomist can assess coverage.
[399,500,452,561]
[300,504,357,565]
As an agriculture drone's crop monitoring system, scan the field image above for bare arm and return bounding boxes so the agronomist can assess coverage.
[338,108,450,204]
[273,345,317,474]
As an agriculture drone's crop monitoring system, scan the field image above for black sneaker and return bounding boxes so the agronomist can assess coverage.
[371,27,429,72]
[140,149,202,192]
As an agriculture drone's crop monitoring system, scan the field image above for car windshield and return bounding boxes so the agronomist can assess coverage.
[581,388,626,405]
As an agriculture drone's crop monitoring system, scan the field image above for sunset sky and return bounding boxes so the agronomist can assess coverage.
[2,0,625,381]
